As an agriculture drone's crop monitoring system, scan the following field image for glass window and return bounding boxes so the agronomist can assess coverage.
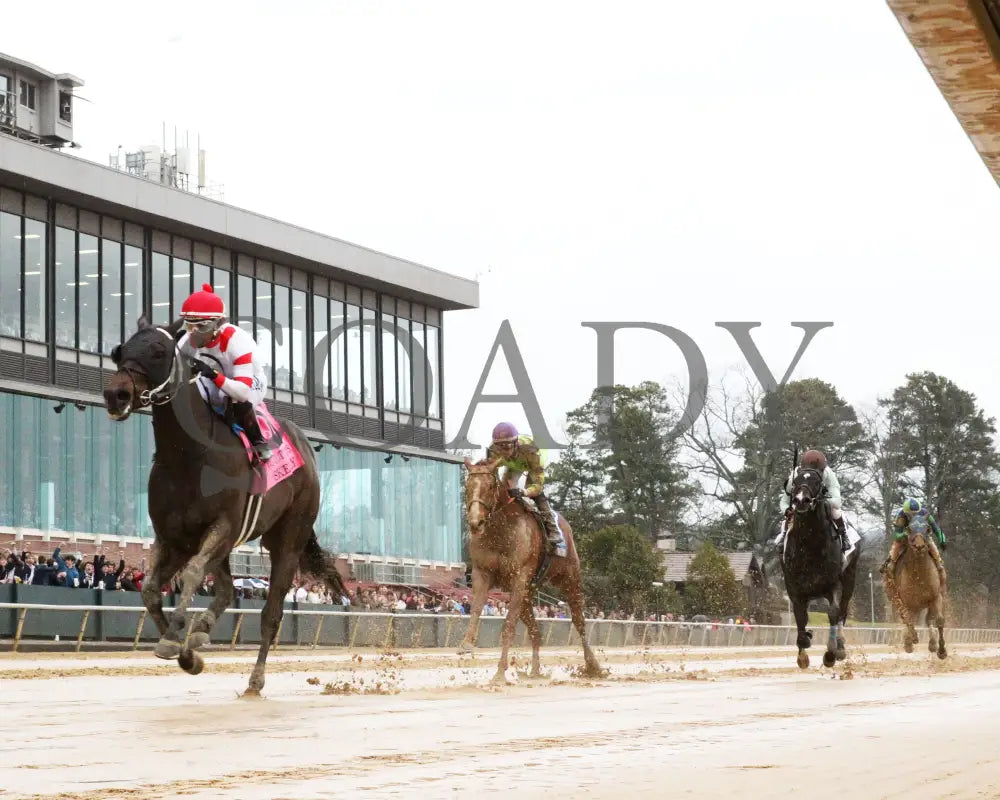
[427,324,440,419]
[123,245,144,336]
[213,268,231,315]
[237,274,254,336]
[274,283,290,390]
[313,294,330,398]
[0,212,20,338]
[172,258,191,318]
[362,308,376,406]
[78,234,100,352]
[55,227,76,347]
[382,314,397,410]
[101,239,122,352]
[23,218,45,342]
[18,80,36,110]
[345,303,361,403]
[194,262,211,293]
[329,300,346,400]
[396,316,412,414]
[312,446,462,562]
[291,289,307,393]
[151,252,170,325]
[411,319,426,417]
[255,280,274,387]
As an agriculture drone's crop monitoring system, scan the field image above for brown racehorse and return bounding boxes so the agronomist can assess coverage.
[459,457,602,683]
[883,529,947,659]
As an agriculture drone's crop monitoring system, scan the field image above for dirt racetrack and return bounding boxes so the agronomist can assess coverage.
[3,641,1000,800]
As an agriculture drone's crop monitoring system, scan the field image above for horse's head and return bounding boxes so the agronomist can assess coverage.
[790,468,824,515]
[908,529,929,553]
[103,316,184,421]
[463,456,504,535]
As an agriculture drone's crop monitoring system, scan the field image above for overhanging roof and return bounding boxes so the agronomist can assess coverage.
[0,51,84,88]
[885,0,1000,186]
[0,135,479,311]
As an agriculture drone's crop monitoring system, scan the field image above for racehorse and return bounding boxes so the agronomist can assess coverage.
[460,457,602,683]
[779,467,861,669]
[883,529,947,658]
[102,316,347,696]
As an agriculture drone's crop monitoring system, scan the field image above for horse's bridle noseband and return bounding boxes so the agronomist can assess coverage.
[119,327,184,409]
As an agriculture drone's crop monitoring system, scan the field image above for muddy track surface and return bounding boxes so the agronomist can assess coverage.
[4,643,1000,799]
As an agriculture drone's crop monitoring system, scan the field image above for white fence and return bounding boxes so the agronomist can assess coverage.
[2,602,1000,654]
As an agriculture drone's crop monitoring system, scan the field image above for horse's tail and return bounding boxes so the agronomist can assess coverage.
[299,531,348,599]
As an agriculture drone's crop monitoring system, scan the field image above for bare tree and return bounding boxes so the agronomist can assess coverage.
[671,366,784,549]
[856,402,909,537]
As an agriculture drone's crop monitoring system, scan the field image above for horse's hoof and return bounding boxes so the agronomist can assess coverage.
[491,671,510,686]
[835,649,847,661]
[457,644,474,655]
[822,651,836,668]
[241,687,263,700]
[188,631,211,651]
[154,639,182,660]
[797,651,809,669]
[178,650,204,675]
[904,641,914,653]
[938,648,947,660]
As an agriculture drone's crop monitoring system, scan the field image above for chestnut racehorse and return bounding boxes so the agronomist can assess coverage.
[460,457,601,683]
[883,528,947,658]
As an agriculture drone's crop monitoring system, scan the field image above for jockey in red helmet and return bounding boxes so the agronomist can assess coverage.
[773,448,850,553]
[178,284,272,461]
[486,422,562,554]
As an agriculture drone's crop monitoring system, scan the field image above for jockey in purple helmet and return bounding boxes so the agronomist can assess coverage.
[486,422,562,554]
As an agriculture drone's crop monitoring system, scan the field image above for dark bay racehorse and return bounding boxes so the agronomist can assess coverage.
[780,467,861,669]
[103,317,346,696]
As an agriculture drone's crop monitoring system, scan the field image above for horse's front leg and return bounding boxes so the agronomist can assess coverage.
[791,595,812,669]
[187,557,235,651]
[155,520,232,674]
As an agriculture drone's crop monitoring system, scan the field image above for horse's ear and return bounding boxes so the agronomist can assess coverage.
[110,344,122,364]
[136,315,150,331]
[166,318,186,341]
[464,457,474,469]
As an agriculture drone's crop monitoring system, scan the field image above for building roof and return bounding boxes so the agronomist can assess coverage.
[885,0,1000,187]
[662,551,757,583]
[0,135,479,311]
[0,51,84,87]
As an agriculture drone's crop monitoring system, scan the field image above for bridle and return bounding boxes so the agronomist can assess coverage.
[119,327,184,410]
[465,470,508,531]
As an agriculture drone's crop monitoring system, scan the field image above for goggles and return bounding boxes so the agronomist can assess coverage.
[182,317,219,334]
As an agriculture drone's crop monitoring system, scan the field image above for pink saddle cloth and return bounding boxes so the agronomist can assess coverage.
[234,402,305,495]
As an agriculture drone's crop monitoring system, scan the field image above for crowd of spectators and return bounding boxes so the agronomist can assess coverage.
[1,546,143,591]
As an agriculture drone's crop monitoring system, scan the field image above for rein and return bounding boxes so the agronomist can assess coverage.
[465,474,511,530]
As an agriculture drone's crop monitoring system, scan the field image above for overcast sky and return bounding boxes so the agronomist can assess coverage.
[7,0,1000,454]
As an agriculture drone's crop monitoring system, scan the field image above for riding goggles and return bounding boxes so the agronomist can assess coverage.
[182,318,219,334]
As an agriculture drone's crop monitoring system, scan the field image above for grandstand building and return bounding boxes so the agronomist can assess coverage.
[0,52,478,586]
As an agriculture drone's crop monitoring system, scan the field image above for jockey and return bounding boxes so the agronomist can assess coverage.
[880,498,947,583]
[177,284,273,461]
[773,449,850,553]
[486,422,562,554]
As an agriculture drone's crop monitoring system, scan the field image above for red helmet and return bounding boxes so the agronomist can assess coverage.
[181,284,225,319]
[491,422,518,443]
[800,449,827,470]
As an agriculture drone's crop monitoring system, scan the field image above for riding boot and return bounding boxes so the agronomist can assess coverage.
[233,401,273,461]
[532,493,562,554]
[832,515,850,553]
